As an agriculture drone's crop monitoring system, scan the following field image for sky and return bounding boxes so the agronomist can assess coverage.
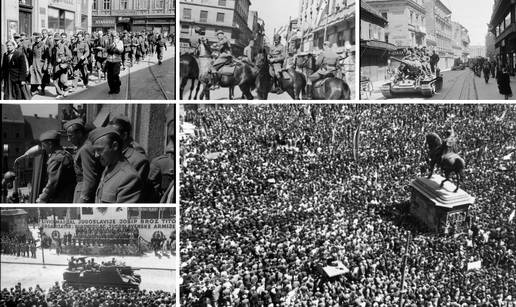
[441,0,494,46]
[21,104,58,117]
[250,0,301,41]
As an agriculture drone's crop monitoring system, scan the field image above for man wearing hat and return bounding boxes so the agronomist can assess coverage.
[36,130,76,203]
[308,41,339,99]
[269,34,286,94]
[70,32,90,91]
[109,115,149,182]
[122,31,133,69]
[90,127,143,203]
[105,31,124,94]
[210,30,232,77]
[64,119,102,203]
[29,32,48,95]
[148,144,175,203]
[50,33,72,98]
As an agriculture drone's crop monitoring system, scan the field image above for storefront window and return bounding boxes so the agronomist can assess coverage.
[505,13,511,31]
[48,8,59,32]
[65,11,75,33]
[81,14,88,30]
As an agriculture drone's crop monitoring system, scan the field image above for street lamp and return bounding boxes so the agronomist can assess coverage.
[38,226,46,268]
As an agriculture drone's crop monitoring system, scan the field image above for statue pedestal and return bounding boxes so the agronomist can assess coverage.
[409,175,474,234]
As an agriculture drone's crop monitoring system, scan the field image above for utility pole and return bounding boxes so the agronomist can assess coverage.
[398,231,411,307]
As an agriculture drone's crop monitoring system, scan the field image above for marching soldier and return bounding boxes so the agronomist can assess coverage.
[105,31,124,94]
[122,31,133,69]
[94,30,110,82]
[40,29,53,94]
[36,130,76,203]
[308,41,339,99]
[90,127,143,203]
[70,32,90,91]
[269,34,286,94]
[50,33,72,99]
[156,34,167,65]
[64,118,102,203]
[131,34,140,64]
[29,32,48,95]
[148,144,175,203]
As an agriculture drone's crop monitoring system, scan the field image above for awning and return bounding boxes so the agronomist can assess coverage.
[361,40,396,51]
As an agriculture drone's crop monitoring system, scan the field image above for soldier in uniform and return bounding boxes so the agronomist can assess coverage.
[94,31,110,82]
[308,41,339,99]
[36,130,76,203]
[242,40,255,65]
[269,34,286,94]
[109,115,149,182]
[122,31,133,69]
[105,31,124,94]
[211,30,232,72]
[70,32,90,91]
[148,144,174,203]
[131,33,140,64]
[29,32,48,95]
[90,127,143,203]
[156,34,167,65]
[50,33,72,98]
[64,118,102,203]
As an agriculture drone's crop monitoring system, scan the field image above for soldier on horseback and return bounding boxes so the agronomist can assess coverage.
[308,41,339,99]
[209,30,232,89]
[269,34,286,94]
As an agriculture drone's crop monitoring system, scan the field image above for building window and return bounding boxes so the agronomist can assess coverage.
[181,24,189,35]
[93,0,97,10]
[120,0,128,9]
[219,0,226,6]
[138,0,147,9]
[183,8,191,20]
[65,11,74,33]
[217,12,225,22]
[103,0,110,10]
[200,10,208,23]
[155,0,164,9]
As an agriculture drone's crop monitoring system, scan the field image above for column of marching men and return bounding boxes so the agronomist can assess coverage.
[0,232,37,258]
[1,29,172,100]
[1,115,175,203]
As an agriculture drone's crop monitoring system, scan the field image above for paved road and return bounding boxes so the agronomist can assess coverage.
[179,79,292,100]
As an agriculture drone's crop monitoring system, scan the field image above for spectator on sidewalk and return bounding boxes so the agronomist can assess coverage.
[498,65,512,100]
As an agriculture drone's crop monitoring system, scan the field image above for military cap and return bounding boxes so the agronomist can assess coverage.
[216,30,225,35]
[89,127,120,144]
[40,130,60,142]
[13,33,21,39]
[33,32,41,37]
[110,114,132,132]
[165,144,174,153]
[20,32,26,37]
[63,118,85,131]
[53,34,61,40]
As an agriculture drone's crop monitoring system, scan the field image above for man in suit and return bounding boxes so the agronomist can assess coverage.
[2,39,31,99]
[36,130,76,203]
[90,127,143,203]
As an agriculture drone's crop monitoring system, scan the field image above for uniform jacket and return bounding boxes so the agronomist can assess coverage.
[148,154,174,202]
[123,146,150,182]
[74,140,102,202]
[316,49,339,74]
[50,42,72,67]
[269,43,286,63]
[38,149,76,203]
[95,160,142,203]
[72,41,90,65]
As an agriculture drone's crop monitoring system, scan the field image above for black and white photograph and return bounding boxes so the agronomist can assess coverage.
[360,0,513,100]
[0,207,176,305]
[179,0,355,100]
[180,104,516,306]
[1,104,175,204]
[1,0,175,100]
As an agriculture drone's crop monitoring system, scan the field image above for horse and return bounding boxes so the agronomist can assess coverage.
[197,39,255,100]
[425,133,466,192]
[271,56,307,100]
[254,49,273,100]
[295,53,351,100]
[179,53,201,99]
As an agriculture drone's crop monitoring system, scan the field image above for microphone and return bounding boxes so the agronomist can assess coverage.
[14,145,42,164]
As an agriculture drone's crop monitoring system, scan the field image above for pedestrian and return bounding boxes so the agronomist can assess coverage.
[94,30,110,82]
[105,32,123,94]
[90,127,143,203]
[1,39,31,100]
[497,65,512,100]
[430,50,440,73]
[483,61,491,84]
[36,130,76,203]
[70,32,90,91]
[156,34,167,65]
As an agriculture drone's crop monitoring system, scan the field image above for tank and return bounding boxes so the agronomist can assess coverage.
[381,57,443,99]
[63,258,141,289]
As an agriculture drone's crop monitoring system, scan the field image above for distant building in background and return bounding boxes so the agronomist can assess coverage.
[1,0,93,43]
[360,1,395,83]
[91,0,175,35]
[490,0,515,73]
[486,31,497,60]
[247,10,265,53]
[469,45,486,58]
[298,0,355,52]
[179,0,253,56]
[451,21,470,62]
[424,0,453,70]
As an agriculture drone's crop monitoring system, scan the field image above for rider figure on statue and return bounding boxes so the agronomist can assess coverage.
[308,41,339,99]
[442,126,458,154]
[210,30,232,89]
[269,34,286,94]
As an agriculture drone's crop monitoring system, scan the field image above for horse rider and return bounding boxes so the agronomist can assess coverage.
[308,41,339,99]
[209,30,232,89]
[269,34,286,94]
[189,26,204,55]
[442,127,458,154]
[242,40,255,65]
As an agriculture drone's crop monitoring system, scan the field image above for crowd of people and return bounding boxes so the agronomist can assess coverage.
[180,104,516,306]
[0,282,174,306]
[74,225,140,246]
[0,232,37,258]
[1,29,173,99]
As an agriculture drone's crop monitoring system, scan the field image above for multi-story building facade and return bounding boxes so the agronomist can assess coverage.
[298,0,355,52]
[2,0,93,43]
[91,0,175,35]
[179,0,252,56]
[469,45,486,58]
[490,0,516,73]
[424,0,453,70]
[451,21,470,62]
[364,0,426,49]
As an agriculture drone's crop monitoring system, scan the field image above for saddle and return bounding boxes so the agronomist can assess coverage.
[219,63,237,76]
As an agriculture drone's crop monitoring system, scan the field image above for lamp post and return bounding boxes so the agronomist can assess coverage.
[38,226,45,268]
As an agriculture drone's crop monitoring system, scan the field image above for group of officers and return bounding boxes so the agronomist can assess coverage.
[19,115,175,203]
[0,235,37,258]
[189,27,352,95]
[2,29,170,99]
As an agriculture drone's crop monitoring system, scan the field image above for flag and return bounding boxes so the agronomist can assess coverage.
[352,122,362,161]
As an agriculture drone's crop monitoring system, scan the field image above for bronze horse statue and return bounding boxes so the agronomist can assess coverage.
[197,39,255,100]
[179,53,201,99]
[425,132,466,192]
[295,53,351,100]
[254,49,273,100]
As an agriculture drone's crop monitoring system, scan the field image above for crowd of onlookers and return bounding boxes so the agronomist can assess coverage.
[180,104,516,306]
[0,232,37,258]
[0,282,174,306]
[74,225,140,246]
